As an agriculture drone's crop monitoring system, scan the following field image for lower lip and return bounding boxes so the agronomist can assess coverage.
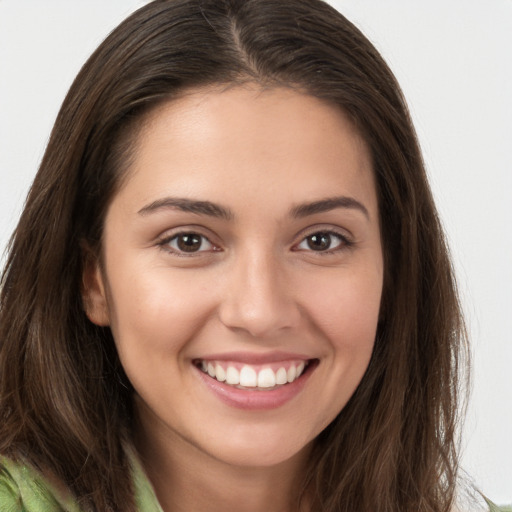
[195,362,315,410]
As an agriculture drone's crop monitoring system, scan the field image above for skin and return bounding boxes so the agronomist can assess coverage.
[83,85,384,512]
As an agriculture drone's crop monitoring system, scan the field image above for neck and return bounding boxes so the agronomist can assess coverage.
[134,408,311,512]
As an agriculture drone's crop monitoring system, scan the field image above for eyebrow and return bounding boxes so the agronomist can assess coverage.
[138,197,234,220]
[290,196,369,219]
[137,195,369,221]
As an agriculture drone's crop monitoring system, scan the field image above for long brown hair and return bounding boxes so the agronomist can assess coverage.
[0,1,467,510]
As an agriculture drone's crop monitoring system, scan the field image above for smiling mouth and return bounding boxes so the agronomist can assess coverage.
[194,359,314,390]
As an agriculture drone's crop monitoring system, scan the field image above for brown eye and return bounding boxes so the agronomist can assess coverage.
[307,233,331,251]
[297,231,346,252]
[167,233,213,253]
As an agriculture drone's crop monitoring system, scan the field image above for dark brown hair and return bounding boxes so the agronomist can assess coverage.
[0,1,467,510]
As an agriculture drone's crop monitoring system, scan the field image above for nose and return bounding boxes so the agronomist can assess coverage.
[218,247,301,338]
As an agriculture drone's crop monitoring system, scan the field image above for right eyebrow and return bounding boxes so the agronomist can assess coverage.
[137,197,234,220]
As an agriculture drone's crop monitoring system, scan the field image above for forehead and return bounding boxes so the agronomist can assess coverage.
[138,84,369,161]
[114,85,377,218]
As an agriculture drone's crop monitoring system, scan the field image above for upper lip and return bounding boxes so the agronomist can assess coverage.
[194,351,313,365]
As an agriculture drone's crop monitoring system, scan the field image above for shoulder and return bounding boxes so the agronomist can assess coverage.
[482,499,512,512]
[0,449,164,512]
[128,448,164,512]
[0,455,82,512]
[452,481,511,512]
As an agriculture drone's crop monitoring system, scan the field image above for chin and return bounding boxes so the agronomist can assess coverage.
[198,426,313,470]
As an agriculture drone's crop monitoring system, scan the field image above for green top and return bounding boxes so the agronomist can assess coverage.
[0,452,163,512]
[0,452,509,512]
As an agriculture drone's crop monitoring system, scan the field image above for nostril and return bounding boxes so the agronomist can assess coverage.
[217,293,301,338]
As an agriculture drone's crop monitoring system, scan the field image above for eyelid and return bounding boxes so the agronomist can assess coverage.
[291,225,355,253]
[154,224,354,257]
[156,227,221,256]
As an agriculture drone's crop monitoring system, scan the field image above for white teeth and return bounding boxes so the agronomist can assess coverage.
[258,368,276,388]
[276,367,287,385]
[225,366,240,385]
[215,363,226,382]
[239,365,257,387]
[199,360,309,389]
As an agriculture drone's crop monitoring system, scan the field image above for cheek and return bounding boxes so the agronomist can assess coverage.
[105,265,215,360]
[301,268,382,350]
[104,269,216,409]
[288,267,382,435]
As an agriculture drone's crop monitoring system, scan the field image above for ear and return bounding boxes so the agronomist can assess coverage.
[81,249,110,327]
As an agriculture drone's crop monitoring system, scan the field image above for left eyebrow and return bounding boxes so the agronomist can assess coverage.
[290,196,370,220]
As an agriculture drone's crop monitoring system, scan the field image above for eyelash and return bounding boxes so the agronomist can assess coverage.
[293,230,353,255]
[157,231,218,257]
[157,229,353,256]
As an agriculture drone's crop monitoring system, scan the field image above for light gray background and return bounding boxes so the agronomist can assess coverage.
[0,0,510,503]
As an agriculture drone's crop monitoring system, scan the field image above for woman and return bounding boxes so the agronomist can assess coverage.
[0,0,505,511]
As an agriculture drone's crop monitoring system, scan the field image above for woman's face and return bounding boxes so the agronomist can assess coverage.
[84,86,383,469]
